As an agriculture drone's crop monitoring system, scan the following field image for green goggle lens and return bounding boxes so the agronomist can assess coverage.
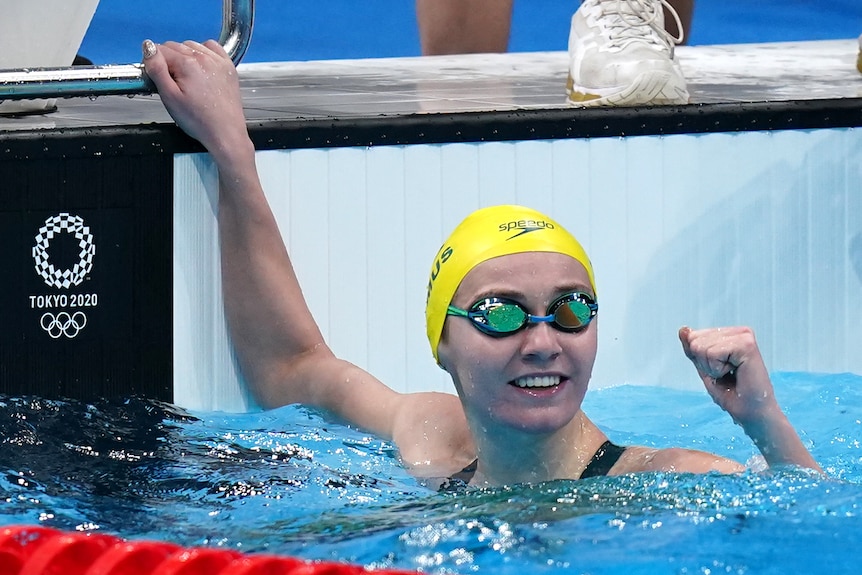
[447,292,598,337]
[485,304,528,332]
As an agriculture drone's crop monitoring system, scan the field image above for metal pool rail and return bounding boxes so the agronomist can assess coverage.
[0,0,254,101]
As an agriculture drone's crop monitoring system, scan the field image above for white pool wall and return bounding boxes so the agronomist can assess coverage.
[174,127,862,412]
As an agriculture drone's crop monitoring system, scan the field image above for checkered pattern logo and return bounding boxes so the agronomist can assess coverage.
[32,213,96,289]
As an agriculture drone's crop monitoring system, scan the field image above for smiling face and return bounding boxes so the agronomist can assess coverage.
[437,251,598,437]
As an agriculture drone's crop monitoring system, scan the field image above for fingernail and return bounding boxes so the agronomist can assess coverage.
[142,39,157,60]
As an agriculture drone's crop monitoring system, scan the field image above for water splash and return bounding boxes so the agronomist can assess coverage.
[0,373,860,573]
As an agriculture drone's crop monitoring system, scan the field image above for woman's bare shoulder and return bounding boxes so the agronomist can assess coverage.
[393,391,476,476]
[614,445,745,475]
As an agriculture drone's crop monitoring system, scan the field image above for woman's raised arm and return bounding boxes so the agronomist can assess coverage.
[141,40,410,435]
[678,325,822,473]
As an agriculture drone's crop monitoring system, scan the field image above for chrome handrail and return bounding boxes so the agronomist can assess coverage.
[0,0,254,100]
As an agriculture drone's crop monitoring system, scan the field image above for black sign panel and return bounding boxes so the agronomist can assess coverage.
[0,154,172,401]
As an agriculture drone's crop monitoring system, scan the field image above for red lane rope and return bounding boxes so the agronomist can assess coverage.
[0,526,420,575]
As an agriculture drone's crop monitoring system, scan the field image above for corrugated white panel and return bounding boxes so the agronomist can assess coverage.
[514,140,554,210]
[287,149,331,338]
[173,155,250,411]
[478,142,517,204]
[585,136,632,388]
[174,127,862,411]
[366,146,409,391]
[326,147,369,368]
[402,145,450,394]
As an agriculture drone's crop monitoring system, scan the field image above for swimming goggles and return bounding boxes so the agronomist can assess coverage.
[447,291,598,337]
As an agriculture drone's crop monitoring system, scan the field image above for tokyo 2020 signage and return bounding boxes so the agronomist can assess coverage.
[30,213,98,339]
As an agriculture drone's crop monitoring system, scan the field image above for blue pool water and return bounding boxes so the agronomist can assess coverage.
[1,372,860,574]
[78,0,862,65]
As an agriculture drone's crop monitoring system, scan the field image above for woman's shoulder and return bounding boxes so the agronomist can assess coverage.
[393,391,477,476]
[613,445,745,475]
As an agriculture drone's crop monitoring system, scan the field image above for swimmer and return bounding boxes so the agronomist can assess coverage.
[143,39,822,487]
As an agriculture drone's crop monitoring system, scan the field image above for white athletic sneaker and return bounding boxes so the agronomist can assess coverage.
[566,0,690,107]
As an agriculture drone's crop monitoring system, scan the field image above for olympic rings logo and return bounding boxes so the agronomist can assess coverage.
[40,311,88,339]
[32,213,95,289]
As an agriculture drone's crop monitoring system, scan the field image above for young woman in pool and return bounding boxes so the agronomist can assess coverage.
[142,39,821,486]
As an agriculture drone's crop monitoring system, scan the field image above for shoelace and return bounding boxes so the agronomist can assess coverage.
[592,0,684,52]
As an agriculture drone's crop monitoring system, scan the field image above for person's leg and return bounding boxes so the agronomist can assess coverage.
[664,0,694,44]
[416,0,513,55]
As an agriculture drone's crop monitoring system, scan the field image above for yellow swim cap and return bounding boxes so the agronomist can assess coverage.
[425,205,596,363]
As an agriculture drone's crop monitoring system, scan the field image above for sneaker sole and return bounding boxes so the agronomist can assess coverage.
[566,69,690,107]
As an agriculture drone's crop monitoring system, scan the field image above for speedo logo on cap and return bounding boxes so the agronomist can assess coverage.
[498,219,555,239]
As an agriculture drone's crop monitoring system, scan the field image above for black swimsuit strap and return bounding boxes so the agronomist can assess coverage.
[446,440,626,487]
[579,440,626,479]
[449,459,478,485]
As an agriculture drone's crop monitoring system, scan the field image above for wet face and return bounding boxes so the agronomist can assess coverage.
[437,252,598,436]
